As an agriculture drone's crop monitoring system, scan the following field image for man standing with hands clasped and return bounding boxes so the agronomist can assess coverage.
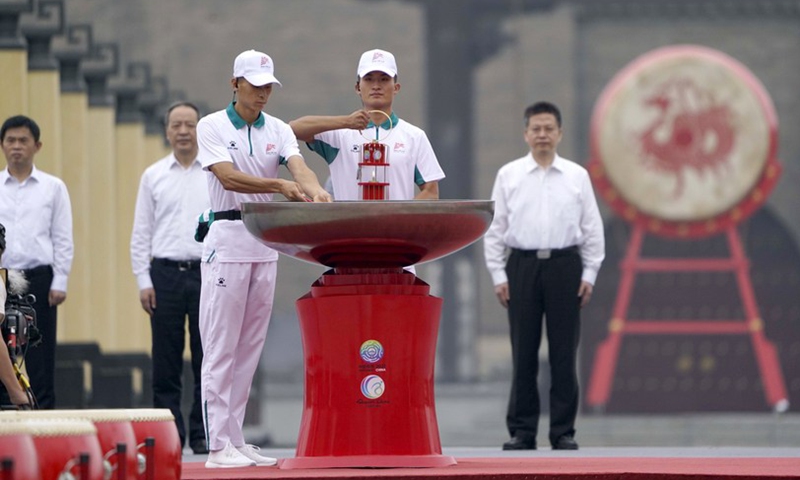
[196,49,332,468]
[0,115,73,410]
[484,101,605,451]
[130,101,209,454]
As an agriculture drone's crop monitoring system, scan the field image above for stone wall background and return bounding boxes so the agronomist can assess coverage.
[60,0,800,411]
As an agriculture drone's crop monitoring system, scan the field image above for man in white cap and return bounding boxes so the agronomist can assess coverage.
[196,49,332,468]
[291,48,445,201]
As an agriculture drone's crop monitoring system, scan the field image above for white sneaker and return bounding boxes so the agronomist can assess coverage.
[236,444,277,466]
[205,442,257,468]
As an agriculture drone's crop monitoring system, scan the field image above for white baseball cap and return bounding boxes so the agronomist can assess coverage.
[233,49,282,87]
[357,49,398,78]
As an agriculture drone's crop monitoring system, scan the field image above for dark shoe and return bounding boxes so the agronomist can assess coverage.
[190,440,209,454]
[552,434,578,450]
[502,435,536,450]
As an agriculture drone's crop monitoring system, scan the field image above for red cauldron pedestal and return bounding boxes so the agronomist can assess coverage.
[242,201,493,469]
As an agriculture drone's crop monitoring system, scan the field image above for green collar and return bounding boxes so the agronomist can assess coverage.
[366,111,399,131]
[226,102,265,128]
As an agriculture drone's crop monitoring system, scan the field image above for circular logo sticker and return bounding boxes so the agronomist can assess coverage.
[359,340,384,363]
[361,375,385,399]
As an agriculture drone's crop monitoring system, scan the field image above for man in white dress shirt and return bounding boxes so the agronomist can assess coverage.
[196,49,332,468]
[484,102,605,451]
[130,102,209,453]
[0,115,73,409]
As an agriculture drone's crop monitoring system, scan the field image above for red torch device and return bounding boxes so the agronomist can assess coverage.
[358,111,392,200]
[358,141,390,200]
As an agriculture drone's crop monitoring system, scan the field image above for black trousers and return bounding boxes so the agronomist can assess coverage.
[150,259,204,447]
[505,247,582,445]
[0,265,56,408]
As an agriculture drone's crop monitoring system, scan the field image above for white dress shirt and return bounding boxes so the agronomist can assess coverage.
[484,153,605,287]
[130,154,210,290]
[0,166,74,292]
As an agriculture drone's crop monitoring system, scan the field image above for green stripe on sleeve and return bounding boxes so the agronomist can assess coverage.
[307,139,341,166]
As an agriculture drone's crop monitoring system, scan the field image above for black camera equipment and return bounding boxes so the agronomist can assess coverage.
[3,292,41,359]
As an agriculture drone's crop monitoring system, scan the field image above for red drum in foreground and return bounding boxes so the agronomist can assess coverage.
[25,418,103,480]
[0,419,40,480]
[4,410,138,480]
[126,409,181,480]
[82,410,138,480]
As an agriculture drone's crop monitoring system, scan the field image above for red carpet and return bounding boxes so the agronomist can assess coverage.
[181,456,800,479]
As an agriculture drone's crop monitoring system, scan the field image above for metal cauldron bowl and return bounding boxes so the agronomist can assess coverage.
[241,200,494,268]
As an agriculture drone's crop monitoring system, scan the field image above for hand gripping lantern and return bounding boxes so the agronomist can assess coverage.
[358,110,393,200]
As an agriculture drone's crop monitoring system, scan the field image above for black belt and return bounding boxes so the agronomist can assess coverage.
[152,258,201,271]
[22,265,53,277]
[511,245,579,260]
[215,210,241,221]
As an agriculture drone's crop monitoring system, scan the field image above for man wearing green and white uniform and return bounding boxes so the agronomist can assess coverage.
[291,49,445,201]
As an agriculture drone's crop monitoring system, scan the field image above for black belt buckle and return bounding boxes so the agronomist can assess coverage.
[536,249,552,260]
[177,261,193,271]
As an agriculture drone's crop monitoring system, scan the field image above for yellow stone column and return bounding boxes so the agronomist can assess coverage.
[25,69,62,174]
[114,86,150,352]
[84,43,119,351]
[0,47,27,121]
[86,105,119,347]
[21,0,64,175]
[59,91,89,337]
[56,52,91,343]
[0,6,30,118]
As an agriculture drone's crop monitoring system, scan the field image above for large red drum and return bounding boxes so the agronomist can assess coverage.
[8,410,138,480]
[79,410,138,480]
[589,44,781,237]
[24,418,103,480]
[126,409,181,480]
[0,419,40,480]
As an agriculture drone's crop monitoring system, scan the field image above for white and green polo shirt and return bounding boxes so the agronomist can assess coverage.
[196,102,302,262]
[308,112,445,200]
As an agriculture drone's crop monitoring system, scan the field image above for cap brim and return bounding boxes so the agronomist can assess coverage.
[357,66,397,78]
[244,73,282,87]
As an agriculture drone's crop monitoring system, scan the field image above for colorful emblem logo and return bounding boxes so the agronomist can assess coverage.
[361,375,385,399]
[360,340,384,363]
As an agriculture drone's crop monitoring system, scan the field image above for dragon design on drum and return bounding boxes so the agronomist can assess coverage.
[637,78,736,198]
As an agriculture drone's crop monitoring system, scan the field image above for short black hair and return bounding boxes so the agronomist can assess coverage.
[163,101,200,127]
[524,102,561,128]
[1,115,41,143]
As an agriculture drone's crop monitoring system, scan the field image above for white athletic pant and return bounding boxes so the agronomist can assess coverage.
[199,259,277,451]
